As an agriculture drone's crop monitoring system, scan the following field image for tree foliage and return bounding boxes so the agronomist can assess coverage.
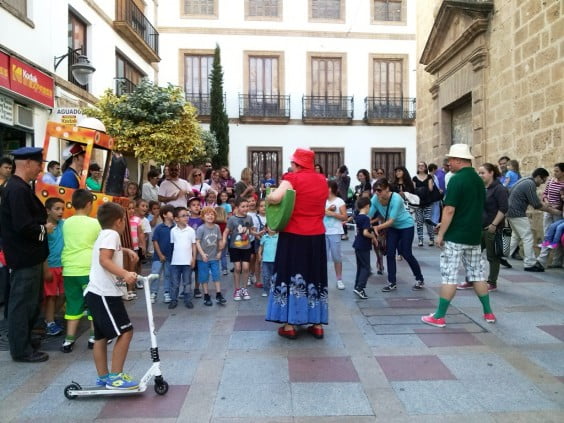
[209,44,229,167]
[84,79,203,164]
[191,130,218,165]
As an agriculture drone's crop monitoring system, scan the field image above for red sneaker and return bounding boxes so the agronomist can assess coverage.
[487,283,497,292]
[421,314,446,328]
[307,325,324,339]
[255,282,264,288]
[278,326,297,339]
[484,313,496,323]
[456,282,474,290]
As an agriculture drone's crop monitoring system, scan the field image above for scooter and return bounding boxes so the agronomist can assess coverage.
[64,274,169,399]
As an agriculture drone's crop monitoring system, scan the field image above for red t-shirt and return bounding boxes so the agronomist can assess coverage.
[282,169,327,235]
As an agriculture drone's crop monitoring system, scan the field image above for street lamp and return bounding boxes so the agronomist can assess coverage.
[54,48,96,86]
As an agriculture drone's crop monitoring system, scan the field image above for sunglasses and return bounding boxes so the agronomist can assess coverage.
[194,174,202,176]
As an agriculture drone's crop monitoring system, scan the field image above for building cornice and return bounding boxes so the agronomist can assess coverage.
[158,26,415,41]
[420,0,493,73]
[54,76,98,105]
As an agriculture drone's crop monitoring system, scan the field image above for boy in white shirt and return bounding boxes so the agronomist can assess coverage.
[84,203,139,390]
[169,207,196,309]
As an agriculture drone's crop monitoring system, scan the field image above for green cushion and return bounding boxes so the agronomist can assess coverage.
[266,189,296,231]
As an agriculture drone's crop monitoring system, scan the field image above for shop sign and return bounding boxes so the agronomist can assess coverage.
[0,92,14,125]
[9,56,54,108]
[0,51,9,90]
[53,107,84,125]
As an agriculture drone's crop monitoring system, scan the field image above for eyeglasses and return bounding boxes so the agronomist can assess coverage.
[194,173,202,176]
[177,214,189,218]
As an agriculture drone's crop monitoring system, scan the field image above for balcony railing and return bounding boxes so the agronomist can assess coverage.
[186,93,212,116]
[364,97,416,122]
[302,96,353,122]
[115,77,137,96]
[239,94,290,122]
[115,0,159,62]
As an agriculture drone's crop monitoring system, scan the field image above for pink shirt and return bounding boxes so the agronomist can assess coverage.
[129,215,141,250]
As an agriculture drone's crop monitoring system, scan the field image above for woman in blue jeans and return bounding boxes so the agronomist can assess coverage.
[369,178,424,292]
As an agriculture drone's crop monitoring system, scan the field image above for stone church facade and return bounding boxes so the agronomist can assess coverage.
[416,0,562,172]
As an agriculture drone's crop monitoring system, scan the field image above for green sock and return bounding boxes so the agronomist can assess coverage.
[89,329,95,337]
[478,294,492,314]
[65,335,76,342]
[434,298,451,318]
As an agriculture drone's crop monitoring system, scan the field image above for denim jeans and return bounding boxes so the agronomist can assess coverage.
[220,247,228,271]
[8,264,43,359]
[170,265,193,303]
[150,260,171,294]
[386,226,423,284]
[354,249,371,290]
[262,261,275,293]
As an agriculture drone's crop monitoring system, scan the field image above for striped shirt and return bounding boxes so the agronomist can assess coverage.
[543,180,564,210]
[507,177,542,218]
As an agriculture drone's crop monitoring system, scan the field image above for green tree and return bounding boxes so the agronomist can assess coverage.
[209,44,229,167]
[84,79,203,164]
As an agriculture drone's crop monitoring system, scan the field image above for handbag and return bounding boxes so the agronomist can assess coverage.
[494,226,512,258]
[376,193,394,256]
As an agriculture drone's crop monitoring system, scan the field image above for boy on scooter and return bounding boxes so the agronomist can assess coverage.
[84,203,140,390]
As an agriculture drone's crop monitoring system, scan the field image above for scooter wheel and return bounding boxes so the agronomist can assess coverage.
[64,383,81,400]
[154,380,169,395]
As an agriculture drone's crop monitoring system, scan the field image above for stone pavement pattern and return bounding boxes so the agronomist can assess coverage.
[1,241,564,422]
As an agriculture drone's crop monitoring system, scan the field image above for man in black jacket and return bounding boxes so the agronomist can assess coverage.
[1,147,54,362]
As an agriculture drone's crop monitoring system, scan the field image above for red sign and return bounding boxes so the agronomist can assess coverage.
[0,52,9,90]
[9,56,54,108]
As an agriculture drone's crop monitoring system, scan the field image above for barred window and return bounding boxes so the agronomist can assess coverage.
[248,0,279,17]
[311,0,341,20]
[249,56,279,96]
[374,0,402,22]
[184,0,215,15]
[311,57,342,97]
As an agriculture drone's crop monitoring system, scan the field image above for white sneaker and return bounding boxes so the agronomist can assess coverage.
[222,269,228,276]
[150,292,157,304]
[336,280,345,290]
[163,292,171,303]
[261,292,268,297]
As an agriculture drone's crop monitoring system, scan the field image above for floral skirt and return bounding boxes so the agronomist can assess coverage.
[265,232,328,325]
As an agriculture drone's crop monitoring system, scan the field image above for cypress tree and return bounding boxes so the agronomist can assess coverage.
[209,44,229,167]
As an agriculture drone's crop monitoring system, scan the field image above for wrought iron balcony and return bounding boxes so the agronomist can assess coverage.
[239,94,290,123]
[186,93,212,117]
[364,97,416,124]
[302,96,353,124]
[115,77,137,96]
[115,0,160,62]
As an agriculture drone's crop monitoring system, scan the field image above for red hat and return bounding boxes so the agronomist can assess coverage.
[290,148,314,169]
[62,143,85,160]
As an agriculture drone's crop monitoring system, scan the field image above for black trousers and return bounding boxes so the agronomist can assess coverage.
[8,264,43,359]
[354,249,371,290]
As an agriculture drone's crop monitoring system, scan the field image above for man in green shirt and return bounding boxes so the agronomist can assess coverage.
[422,144,496,327]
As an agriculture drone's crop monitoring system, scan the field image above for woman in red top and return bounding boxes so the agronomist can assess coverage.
[265,148,328,339]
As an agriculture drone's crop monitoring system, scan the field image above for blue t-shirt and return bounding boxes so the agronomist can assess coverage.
[152,223,174,261]
[503,170,520,188]
[188,217,203,232]
[259,233,279,262]
[353,214,372,250]
[219,203,232,214]
[369,192,414,230]
[59,168,80,188]
[47,219,64,267]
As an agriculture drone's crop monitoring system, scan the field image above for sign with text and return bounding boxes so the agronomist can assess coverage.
[0,92,14,125]
[52,107,84,125]
[9,56,54,108]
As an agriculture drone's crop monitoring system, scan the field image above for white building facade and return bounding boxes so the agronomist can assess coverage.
[0,0,159,166]
[158,0,417,184]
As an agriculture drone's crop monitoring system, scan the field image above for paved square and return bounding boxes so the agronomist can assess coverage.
[98,384,190,418]
[502,274,545,283]
[288,356,359,382]
[233,314,274,331]
[414,327,483,347]
[538,325,564,342]
[291,382,373,416]
[376,355,456,381]
[385,297,436,308]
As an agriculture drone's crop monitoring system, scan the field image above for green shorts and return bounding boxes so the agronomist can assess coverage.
[63,275,90,320]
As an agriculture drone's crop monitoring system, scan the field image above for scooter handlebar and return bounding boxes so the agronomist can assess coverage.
[136,274,160,283]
